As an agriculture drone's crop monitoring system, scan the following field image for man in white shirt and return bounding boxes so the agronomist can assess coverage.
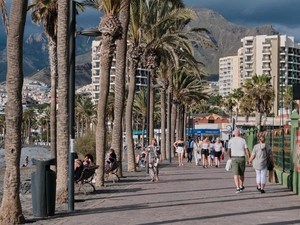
[228,129,251,193]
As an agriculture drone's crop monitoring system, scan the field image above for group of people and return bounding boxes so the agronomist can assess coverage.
[74,148,118,181]
[172,130,273,194]
[74,153,95,181]
[173,136,225,168]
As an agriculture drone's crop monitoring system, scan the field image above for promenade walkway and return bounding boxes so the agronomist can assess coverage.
[24,157,300,225]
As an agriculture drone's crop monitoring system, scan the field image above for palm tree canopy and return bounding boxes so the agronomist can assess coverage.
[0,0,8,33]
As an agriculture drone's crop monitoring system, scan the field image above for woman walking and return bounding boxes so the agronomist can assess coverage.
[213,138,224,168]
[145,138,161,182]
[193,136,202,166]
[174,137,185,166]
[201,136,210,168]
[249,136,273,193]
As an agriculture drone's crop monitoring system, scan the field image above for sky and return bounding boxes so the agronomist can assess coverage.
[0,0,300,49]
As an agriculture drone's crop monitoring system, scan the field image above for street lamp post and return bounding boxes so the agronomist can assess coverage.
[146,71,150,174]
[68,0,76,212]
[167,91,172,163]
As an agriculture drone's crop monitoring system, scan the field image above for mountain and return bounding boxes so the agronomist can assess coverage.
[0,32,95,86]
[190,7,279,75]
[0,8,280,86]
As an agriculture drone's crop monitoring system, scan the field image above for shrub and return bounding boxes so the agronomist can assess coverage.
[75,133,96,160]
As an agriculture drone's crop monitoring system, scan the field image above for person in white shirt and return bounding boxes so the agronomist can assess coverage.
[193,137,202,166]
[228,130,251,193]
[214,138,224,168]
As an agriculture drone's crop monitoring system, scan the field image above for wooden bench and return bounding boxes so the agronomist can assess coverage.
[104,161,120,183]
[75,165,99,195]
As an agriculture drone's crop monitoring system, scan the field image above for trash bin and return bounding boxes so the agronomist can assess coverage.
[31,158,56,217]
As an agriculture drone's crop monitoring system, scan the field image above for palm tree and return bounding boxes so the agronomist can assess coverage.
[22,107,37,144]
[0,114,6,143]
[223,93,236,123]
[243,75,274,131]
[0,0,27,224]
[283,86,294,119]
[125,0,145,172]
[76,95,96,134]
[28,0,59,161]
[172,65,208,142]
[0,0,8,33]
[111,0,131,176]
[82,0,123,186]
[56,0,70,203]
[239,94,253,122]
[232,88,244,121]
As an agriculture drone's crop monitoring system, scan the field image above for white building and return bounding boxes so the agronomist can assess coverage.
[91,40,149,104]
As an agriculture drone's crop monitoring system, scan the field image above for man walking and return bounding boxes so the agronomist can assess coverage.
[185,136,194,163]
[228,129,251,193]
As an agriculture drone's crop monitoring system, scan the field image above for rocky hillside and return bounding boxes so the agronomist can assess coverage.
[0,8,280,86]
[190,7,279,75]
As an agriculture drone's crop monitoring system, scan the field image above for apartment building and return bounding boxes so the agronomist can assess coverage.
[91,40,149,103]
[218,56,239,96]
[219,35,300,115]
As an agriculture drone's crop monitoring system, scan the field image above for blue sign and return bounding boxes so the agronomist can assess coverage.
[187,129,220,135]
[132,130,147,135]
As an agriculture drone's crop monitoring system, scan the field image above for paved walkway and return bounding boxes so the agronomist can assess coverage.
[23,156,300,225]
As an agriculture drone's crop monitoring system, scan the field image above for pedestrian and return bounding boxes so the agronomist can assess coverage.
[22,156,29,167]
[201,136,210,168]
[208,138,215,167]
[174,137,185,166]
[145,138,161,182]
[214,138,224,168]
[193,136,202,166]
[185,136,194,163]
[248,136,273,193]
[228,129,251,193]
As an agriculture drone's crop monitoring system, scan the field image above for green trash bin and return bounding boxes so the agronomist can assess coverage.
[31,158,56,217]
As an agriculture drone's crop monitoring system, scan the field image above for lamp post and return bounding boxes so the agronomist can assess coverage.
[167,91,172,163]
[68,0,101,212]
[145,71,150,174]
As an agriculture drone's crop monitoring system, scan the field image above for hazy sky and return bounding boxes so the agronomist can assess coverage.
[0,0,299,49]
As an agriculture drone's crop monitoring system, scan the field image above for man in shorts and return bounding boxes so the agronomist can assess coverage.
[228,129,251,193]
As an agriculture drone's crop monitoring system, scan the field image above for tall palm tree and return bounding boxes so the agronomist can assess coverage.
[56,0,70,203]
[82,0,122,186]
[111,0,131,176]
[232,88,244,121]
[239,94,253,122]
[22,107,37,143]
[223,93,236,123]
[243,75,274,131]
[125,0,144,172]
[0,114,6,143]
[76,95,96,134]
[172,65,208,142]
[0,0,27,224]
[28,0,59,161]
[0,0,8,33]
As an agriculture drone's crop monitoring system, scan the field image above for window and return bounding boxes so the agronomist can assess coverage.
[208,120,214,124]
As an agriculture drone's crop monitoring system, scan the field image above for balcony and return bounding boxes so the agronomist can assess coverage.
[262,50,271,54]
[245,51,253,55]
[262,57,271,62]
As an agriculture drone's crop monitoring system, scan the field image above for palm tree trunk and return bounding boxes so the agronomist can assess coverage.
[0,0,27,223]
[56,0,69,203]
[96,35,116,187]
[125,46,140,172]
[48,36,57,168]
[111,0,130,176]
